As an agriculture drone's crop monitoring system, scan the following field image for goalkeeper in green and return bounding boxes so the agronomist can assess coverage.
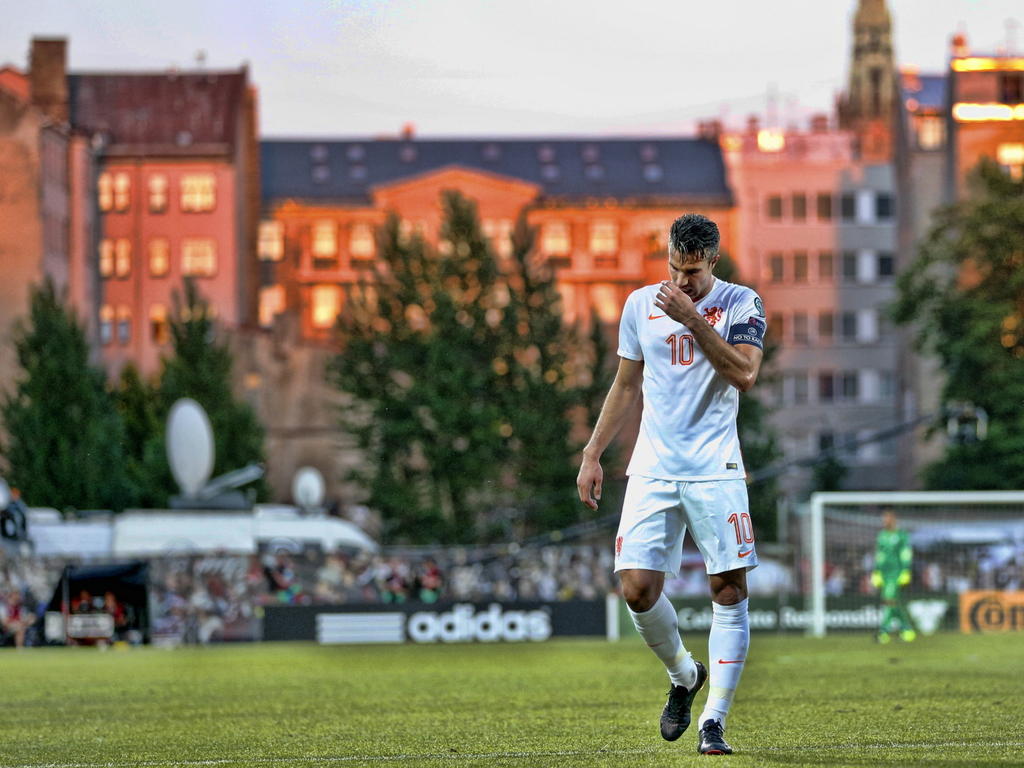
[872,509,915,643]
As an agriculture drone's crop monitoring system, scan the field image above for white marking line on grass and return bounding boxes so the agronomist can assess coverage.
[9,742,1024,768]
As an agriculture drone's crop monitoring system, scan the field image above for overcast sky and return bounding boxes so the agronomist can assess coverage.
[1,0,1021,137]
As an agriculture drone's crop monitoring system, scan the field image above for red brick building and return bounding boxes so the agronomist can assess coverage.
[22,38,261,377]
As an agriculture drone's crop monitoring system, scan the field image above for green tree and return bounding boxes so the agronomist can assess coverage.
[0,279,130,512]
[139,280,268,505]
[715,253,784,540]
[894,159,1024,488]
[330,191,609,543]
[114,362,163,507]
[810,454,848,494]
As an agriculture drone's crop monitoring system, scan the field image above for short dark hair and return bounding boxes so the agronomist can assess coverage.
[669,214,720,262]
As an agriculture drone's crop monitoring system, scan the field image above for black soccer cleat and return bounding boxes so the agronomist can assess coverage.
[697,718,733,755]
[660,660,708,741]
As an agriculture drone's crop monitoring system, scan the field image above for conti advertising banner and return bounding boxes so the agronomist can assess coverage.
[959,591,1024,633]
[263,600,608,644]
[617,595,960,636]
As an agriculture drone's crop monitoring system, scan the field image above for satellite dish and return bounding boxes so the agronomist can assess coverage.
[292,466,325,509]
[0,478,10,509]
[166,398,215,498]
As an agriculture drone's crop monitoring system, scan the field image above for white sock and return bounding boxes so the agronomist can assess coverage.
[628,592,697,689]
[699,599,750,730]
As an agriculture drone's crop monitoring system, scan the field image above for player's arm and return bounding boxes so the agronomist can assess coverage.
[654,281,763,391]
[576,356,644,510]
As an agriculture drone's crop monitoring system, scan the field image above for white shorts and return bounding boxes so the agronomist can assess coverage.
[614,476,759,576]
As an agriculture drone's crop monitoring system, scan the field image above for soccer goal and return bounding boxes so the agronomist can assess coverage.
[806,491,1024,637]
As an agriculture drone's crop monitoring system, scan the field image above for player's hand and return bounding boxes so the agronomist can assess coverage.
[898,569,911,586]
[654,281,699,325]
[870,570,883,589]
[576,455,603,511]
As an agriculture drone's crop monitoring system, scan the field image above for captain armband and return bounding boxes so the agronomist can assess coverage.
[726,316,766,349]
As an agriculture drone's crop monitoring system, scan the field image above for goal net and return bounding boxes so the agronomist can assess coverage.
[805,491,1024,636]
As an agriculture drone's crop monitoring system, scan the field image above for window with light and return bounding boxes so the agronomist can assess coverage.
[182,239,217,276]
[181,174,216,212]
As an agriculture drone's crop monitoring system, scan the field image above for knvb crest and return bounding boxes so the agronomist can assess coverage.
[703,306,724,326]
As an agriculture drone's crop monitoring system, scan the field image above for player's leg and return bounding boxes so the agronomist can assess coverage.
[682,480,755,755]
[615,477,704,741]
[893,587,916,641]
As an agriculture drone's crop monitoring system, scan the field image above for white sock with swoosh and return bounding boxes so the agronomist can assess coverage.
[699,598,749,729]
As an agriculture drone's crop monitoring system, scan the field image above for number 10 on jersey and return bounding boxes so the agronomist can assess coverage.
[665,333,695,366]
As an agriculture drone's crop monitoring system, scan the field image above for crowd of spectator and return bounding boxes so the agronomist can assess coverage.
[5,536,1021,646]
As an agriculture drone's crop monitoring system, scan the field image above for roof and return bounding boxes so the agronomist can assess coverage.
[68,69,247,155]
[260,137,732,206]
[900,72,946,112]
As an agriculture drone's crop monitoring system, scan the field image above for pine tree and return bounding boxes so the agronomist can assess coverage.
[139,280,268,505]
[0,279,130,512]
[894,159,1024,488]
[330,191,609,543]
[114,363,163,507]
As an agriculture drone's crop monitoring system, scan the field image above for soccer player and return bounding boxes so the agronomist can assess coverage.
[576,214,765,756]
[872,508,915,643]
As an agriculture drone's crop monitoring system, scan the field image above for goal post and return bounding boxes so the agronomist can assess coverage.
[807,490,1024,637]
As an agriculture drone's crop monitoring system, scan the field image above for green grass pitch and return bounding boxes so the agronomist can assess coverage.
[1,632,1021,767]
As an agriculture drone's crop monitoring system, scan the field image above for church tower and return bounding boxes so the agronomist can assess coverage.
[838,0,896,162]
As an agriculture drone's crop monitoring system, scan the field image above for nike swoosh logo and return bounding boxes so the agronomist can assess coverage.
[718,659,745,665]
[648,313,666,320]
[738,548,754,558]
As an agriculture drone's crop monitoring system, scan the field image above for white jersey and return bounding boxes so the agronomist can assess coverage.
[617,278,766,481]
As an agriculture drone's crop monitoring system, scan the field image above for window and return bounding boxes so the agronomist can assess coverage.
[877,252,895,279]
[791,372,809,404]
[766,195,783,220]
[917,116,944,150]
[116,306,132,345]
[98,173,114,212]
[180,174,216,212]
[311,165,330,183]
[816,193,833,220]
[643,164,663,182]
[148,174,168,213]
[793,252,808,283]
[149,238,170,277]
[259,285,286,328]
[537,145,556,163]
[792,312,809,344]
[99,240,114,278]
[584,164,605,180]
[311,221,338,261]
[541,221,571,257]
[768,312,785,342]
[150,304,169,345]
[876,193,894,220]
[839,371,859,401]
[791,193,807,221]
[349,165,367,180]
[768,253,784,283]
[818,372,835,402]
[857,249,876,283]
[818,251,834,281]
[182,239,217,276]
[590,221,618,256]
[345,145,363,161]
[840,193,856,221]
[997,143,1024,181]
[258,221,284,262]
[591,284,619,323]
[113,173,131,212]
[99,305,114,345]
[540,164,560,181]
[857,309,879,343]
[819,431,835,452]
[1000,72,1024,104]
[841,251,857,282]
[114,239,131,278]
[880,370,896,398]
[840,312,857,342]
[482,219,514,258]
[818,312,834,342]
[581,144,600,163]
[350,222,375,260]
[399,144,417,163]
[311,285,342,329]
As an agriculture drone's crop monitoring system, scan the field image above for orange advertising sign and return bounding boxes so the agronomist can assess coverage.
[959,591,1024,633]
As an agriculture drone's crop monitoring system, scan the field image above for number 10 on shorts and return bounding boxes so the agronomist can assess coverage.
[727,512,755,544]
